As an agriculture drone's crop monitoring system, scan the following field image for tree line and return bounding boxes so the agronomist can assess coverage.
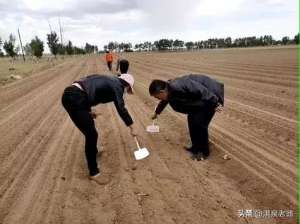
[104,34,299,52]
[0,32,98,59]
[0,33,299,59]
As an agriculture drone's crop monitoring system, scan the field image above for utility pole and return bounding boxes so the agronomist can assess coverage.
[58,16,65,56]
[18,28,25,62]
[58,17,63,45]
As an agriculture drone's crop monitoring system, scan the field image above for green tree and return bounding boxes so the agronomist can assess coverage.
[0,37,3,57]
[218,38,227,48]
[3,34,18,58]
[134,43,140,51]
[233,38,244,47]
[47,32,59,58]
[169,39,174,50]
[66,41,74,55]
[114,42,119,51]
[119,42,125,52]
[263,35,273,45]
[57,43,66,55]
[173,39,184,50]
[157,39,172,50]
[108,41,116,50]
[281,36,290,45]
[85,43,95,54]
[194,41,201,49]
[185,41,194,50]
[29,36,44,58]
[123,43,132,52]
[74,46,86,54]
[294,33,299,44]
[143,41,152,51]
[243,36,257,47]
[257,36,264,46]
[208,39,217,48]
[225,37,232,47]
[153,41,159,50]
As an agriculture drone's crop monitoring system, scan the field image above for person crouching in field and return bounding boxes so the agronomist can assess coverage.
[105,50,113,71]
[149,74,224,161]
[116,59,130,77]
[62,73,137,185]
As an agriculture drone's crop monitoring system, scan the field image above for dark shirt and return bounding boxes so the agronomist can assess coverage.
[76,74,133,126]
[155,74,224,115]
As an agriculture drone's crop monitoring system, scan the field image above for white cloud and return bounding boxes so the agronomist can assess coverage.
[0,0,298,53]
[23,0,65,11]
[195,0,244,16]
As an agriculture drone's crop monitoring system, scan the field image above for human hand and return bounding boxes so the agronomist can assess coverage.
[90,110,101,119]
[215,104,223,112]
[129,125,138,137]
[151,113,158,120]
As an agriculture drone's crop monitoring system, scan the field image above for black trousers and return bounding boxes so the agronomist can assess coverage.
[107,61,112,71]
[61,86,99,176]
[187,107,215,156]
[116,59,120,72]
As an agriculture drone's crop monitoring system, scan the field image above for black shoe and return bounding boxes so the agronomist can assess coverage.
[96,150,105,158]
[184,145,196,154]
[191,152,207,161]
[89,173,110,185]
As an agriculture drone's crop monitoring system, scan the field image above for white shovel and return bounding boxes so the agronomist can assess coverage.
[146,120,160,133]
[133,137,150,160]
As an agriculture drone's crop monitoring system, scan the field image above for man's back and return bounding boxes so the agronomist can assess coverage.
[105,52,113,62]
[77,74,133,126]
[77,75,122,106]
[170,74,224,106]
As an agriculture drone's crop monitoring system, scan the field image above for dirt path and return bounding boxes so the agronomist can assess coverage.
[0,48,297,224]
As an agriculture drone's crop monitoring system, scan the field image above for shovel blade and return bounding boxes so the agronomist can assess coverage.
[146,125,160,133]
[134,148,150,160]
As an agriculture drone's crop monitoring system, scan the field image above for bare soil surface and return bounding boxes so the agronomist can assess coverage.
[0,47,297,224]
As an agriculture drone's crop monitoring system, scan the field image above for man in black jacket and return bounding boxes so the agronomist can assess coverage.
[149,74,224,161]
[62,74,137,185]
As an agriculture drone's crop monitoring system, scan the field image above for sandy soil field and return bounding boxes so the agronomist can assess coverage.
[0,47,297,224]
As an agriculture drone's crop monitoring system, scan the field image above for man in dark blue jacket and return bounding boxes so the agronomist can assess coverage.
[62,73,136,184]
[149,74,224,161]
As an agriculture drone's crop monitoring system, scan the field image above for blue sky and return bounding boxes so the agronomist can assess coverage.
[0,0,298,51]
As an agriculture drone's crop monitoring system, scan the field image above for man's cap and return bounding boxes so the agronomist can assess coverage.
[119,73,134,94]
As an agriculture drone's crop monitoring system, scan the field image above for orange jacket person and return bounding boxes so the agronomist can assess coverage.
[105,50,113,71]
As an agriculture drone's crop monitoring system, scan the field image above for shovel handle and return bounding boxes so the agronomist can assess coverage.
[134,137,141,149]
